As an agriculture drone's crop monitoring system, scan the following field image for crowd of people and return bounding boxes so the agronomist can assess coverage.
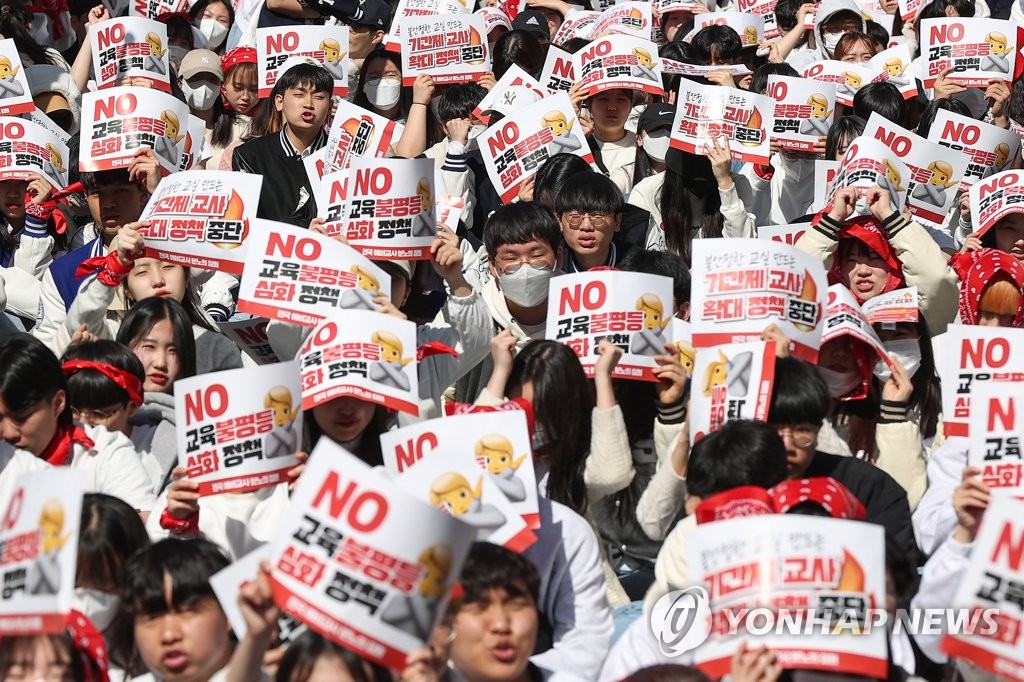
[0,0,1022,678]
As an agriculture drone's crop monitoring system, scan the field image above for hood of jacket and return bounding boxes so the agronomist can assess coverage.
[130,391,176,428]
[814,0,867,59]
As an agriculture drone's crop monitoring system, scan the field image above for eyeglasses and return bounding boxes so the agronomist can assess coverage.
[561,210,615,229]
[72,404,126,423]
[772,424,819,448]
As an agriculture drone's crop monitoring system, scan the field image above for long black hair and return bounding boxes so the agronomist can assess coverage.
[275,631,391,682]
[77,493,150,594]
[660,149,723,264]
[115,297,198,385]
[0,1,59,68]
[0,333,72,427]
[62,339,146,412]
[507,340,593,515]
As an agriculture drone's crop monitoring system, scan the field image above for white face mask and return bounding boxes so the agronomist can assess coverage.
[364,77,401,109]
[642,130,671,163]
[71,587,121,632]
[199,17,229,49]
[168,45,189,69]
[872,338,922,382]
[499,263,556,308]
[822,31,847,57]
[818,366,861,399]
[180,78,220,111]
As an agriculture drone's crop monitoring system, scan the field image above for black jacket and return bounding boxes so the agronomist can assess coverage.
[232,129,326,228]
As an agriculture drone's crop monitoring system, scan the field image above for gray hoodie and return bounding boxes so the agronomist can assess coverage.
[130,391,177,495]
[813,0,867,61]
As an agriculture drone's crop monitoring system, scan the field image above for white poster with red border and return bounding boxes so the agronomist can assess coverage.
[380,416,537,551]
[691,11,764,46]
[539,45,576,94]
[757,223,810,246]
[766,76,836,153]
[861,286,919,325]
[737,0,780,38]
[670,80,774,165]
[968,387,1024,491]
[238,220,392,328]
[929,109,1019,192]
[546,270,675,382]
[90,17,171,91]
[323,100,400,175]
[175,362,302,496]
[552,9,600,43]
[969,169,1024,237]
[824,136,910,217]
[381,411,540,529]
[687,515,888,679]
[0,469,82,635]
[268,439,475,669]
[177,114,206,172]
[822,285,891,365]
[0,40,36,116]
[218,317,281,366]
[299,309,419,416]
[590,1,654,39]
[80,86,189,173]
[940,493,1024,680]
[937,325,1024,438]
[384,0,469,53]
[129,0,185,18]
[479,92,593,203]
[919,18,1017,88]
[689,341,776,444]
[401,14,490,86]
[689,238,827,362]
[0,116,69,189]
[138,170,262,274]
[255,25,350,98]
[802,60,869,107]
[474,65,546,124]
[813,160,840,212]
[574,34,664,97]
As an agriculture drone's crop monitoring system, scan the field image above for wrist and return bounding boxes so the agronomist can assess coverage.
[953,524,975,545]
[412,100,429,107]
[160,507,200,536]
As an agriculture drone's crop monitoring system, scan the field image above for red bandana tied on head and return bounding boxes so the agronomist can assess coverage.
[444,398,536,437]
[950,248,1024,327]
[222,46,257,72]
[769,477,866,520]
[825,216,906,301]
[62,360,145,406]
[65,610,111,682]
[694,486,774,524]
[40,424,94,466]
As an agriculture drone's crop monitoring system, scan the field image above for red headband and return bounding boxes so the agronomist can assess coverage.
[222,46,257,73]
[62,360,144,406]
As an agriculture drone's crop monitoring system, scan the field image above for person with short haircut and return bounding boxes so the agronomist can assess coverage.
[555,172,633,272]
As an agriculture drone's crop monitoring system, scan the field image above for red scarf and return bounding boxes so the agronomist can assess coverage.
[40,424,94,466]
[950,248,1024,327]
[825,216,905,301]
[769,477,866,520]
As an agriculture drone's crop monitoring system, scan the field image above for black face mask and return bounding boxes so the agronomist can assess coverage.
[667,147,715,186]
[46,110,74,134]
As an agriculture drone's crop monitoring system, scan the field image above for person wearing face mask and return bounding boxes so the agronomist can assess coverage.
[163,14,197,72]
[813,0,864,60]
[177,49,225,135]
[630,104,673,192]
[190,0,233,52]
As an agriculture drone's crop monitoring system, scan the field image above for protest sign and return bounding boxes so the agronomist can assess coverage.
[656,0,711,13]
[479,92,593,203]
[268,439,475,668]
[866,46,917,99]
[660,60,752,79]
[691,11,764,46]
[538,45,575,94]
[937,325,1024,437]
[575,34,664,96]
[551,9,600,43]
[968,387,1024,491]
[316,169,349,239]
[177,114,206,171]
[689,341,776,444]
[671,80,774,165]
[138,170,262,274]
[690,238,827,362]
[218,318,280,366]
[590,1,654,39]
[80,86,189,173]
[897,0,924,21]
[90,17,170,91]
[813,160,841,212]
[929,110,1019,192]
[686,515,888,678]
[802,60,868,107]
[211,545,307,644]
[0,116,69,189]
[766,76,836,153]
[546,270,675,381]
[175,362,302,496]
[822,285,890,366]
[384,0,469,52]
[941,493,1024,680]
[381,411,540,529]
[0,469,82,634]
[970,169,1024,237]
[862,113,969,224]
[920,18,1017,88]
[0,40,34,116]
[757,223,810,246]
[380,415,537,551]
[476,6,511,33]
[238,220,392,327]
[25,110,70,146]
[737,0,780,38]
[129,0,186,18]
[322,99,400,175]
[474,65,546,123]
[671,319,695,377]
[401,14,489,85]
[299,309,419,416]
[256,25,350,98]
[825,136,910,216]
[861,286,919,325]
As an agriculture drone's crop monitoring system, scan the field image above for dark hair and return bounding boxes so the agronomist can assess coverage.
[826,115,866,160]
[456,542,541,606]
[507,341,593,514]
[492,30,545,79]
[189,0,235,32]
[77,493,150,594]
[833,32,877,63]
[275,62,334,97]
[352,49,412,121]
[686,420,788,498]
[558,36,591,53]
[79,169,134,193]
[885,532,917,607]
[768,357,830,426]
[1009,76,1024,125]
[554,171,624,215]
[0,1,59,68]
[62,340,146,411]
[438,83,487,123]
[535,154,591,210]
[750,62,799,96]
[853,82,906,125]
[864,20,889,51]
[212,61,258,148]
[122,538,229,616]
[0,634,85,681]
[690,25,742,65]
[164,14,196,51]
[918,0,974,20]
[661,150,723,264]
[619,248,690,308]
[915,97,971,138]
[275,631,390,682]
[0,334,71,427]
[116,297,198,385]
[304,400,389,466]
[774,0,804,32]
[483,202,561,260]
[876,315,941,440]
[240,96,281,143]
[623,666,713,682]
[122,261,214,334]
[658,41,695,98]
